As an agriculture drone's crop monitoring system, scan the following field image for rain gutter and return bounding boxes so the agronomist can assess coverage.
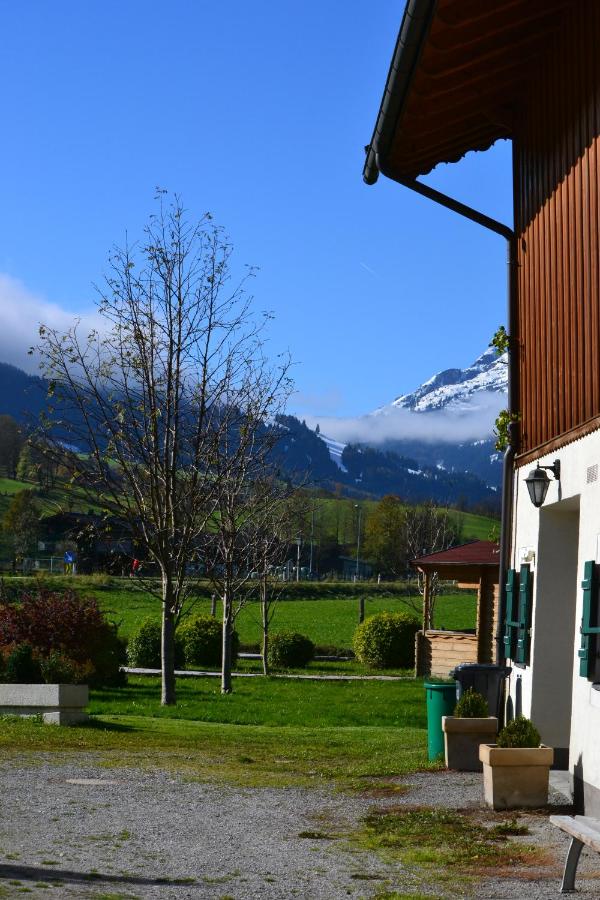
[363,0,518,665]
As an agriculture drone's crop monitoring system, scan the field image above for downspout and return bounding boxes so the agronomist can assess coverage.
[375,156,518,665]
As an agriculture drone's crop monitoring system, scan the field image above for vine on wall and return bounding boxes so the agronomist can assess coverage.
[489,325,519,451]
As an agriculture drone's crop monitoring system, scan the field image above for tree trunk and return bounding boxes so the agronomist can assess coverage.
[161,577,176,706]
[221,588,233,694]
[261,577,269,675]
[261,601,269,676]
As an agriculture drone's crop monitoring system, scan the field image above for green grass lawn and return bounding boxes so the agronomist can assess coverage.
[89,674,426,728]
[0,477,32,497]
[0,675,433,789]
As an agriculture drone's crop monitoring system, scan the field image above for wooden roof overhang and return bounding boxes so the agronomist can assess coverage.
[363,0,572,184]
[412,540,500,585]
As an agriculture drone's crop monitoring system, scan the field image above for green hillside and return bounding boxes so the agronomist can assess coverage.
[0,474,498,569]
[310,496,497,544]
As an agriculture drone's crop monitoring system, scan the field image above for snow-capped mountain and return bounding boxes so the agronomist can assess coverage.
[317,348,508,491]
[381,347,507,414]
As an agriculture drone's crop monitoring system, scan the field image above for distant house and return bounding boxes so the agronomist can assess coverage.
[365,1,600,810]
[39,512,134,574]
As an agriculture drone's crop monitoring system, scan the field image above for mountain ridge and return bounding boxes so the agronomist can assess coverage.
[378,346,507,414]
[318,347,507,490]
[0,358,502,512]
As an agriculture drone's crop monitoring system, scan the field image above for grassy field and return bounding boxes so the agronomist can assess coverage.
[3,575,477,645]
[89,674,426,728]
[0,675,433,789]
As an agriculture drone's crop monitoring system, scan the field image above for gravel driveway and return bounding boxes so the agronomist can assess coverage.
[1,755,600,899]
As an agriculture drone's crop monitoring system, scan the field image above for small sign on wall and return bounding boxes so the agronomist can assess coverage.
[519,546,536,568]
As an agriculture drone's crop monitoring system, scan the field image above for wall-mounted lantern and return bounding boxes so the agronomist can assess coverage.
[525,459,561,508]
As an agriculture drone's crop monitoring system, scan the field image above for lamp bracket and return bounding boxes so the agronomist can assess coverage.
[538,459,560,481]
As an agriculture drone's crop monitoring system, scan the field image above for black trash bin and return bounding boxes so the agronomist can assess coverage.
[451,663,511,720]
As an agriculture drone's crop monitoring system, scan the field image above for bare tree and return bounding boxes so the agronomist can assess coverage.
[205,363,292,693]
[35,193,286,705]
[250,489,305,675]
[403,502,462,628]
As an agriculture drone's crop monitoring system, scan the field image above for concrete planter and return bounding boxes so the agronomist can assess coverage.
[479,743,554,810]
[442,716,498,772]
[0,684,89,725]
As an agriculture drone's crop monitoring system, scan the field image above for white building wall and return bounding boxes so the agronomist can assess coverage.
[510,428,600,812]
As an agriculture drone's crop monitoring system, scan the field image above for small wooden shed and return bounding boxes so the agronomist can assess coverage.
[413,541,500,679]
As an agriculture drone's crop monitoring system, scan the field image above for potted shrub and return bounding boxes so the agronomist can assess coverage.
[442,688,498,772]
[479,715,554,810]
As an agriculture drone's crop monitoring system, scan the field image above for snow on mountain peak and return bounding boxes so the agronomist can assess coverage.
[382,348,507,414]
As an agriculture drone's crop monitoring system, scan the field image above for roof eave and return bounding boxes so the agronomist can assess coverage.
[363,0,439,185]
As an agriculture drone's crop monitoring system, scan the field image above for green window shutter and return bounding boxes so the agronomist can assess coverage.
[578,560,600,679]
[503,568,519,660]
[515,564,533,666]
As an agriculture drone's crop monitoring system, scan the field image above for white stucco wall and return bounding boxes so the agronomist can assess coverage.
[510,429,600,809]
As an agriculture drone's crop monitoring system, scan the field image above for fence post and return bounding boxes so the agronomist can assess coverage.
[210,593,217,617]
[358,596,365,623]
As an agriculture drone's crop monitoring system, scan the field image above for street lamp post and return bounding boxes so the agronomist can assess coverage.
[296,535,302,582]
[309,503,315,577]
[354,504,362,582]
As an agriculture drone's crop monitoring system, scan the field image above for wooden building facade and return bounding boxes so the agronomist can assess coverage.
[514,1,600,461]
[364,0,600,813]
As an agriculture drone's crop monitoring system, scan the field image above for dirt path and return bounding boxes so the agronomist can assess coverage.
[125,666,410,681]
[1,757,599,899]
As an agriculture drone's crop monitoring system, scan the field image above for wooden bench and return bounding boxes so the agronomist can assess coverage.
[550,815,600,892]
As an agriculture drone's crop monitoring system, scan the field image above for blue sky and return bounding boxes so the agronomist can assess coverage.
[0,1,512,419]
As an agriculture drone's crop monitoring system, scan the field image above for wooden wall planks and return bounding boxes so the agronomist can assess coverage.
[514,1,600,457]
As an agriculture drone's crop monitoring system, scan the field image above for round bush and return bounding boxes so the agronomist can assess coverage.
[267,631,314,669]
[179,615,239,668]
[353,611,420,669]
[497,715,541,748]
[454,687,489,718]
[126,618,185,669]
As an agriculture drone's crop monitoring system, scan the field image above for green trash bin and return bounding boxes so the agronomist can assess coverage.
[425,681,457,761]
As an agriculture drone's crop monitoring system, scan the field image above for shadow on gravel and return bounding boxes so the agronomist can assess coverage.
[0,863,197,888]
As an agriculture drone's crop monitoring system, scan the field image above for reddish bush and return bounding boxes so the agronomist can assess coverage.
[0,588,124,686]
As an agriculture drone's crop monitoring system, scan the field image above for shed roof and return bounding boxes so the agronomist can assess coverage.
[363,0,572,184]
[413,539,499,569]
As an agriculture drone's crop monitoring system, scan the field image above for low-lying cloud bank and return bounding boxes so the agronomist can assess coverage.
[304,391,506,445]
[0,274,99,373]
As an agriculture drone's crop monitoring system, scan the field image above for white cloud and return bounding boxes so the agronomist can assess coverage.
[0,274,100,373]
[304,391,505,445]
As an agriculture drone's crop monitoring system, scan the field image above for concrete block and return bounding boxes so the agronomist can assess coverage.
[0,684,89,725]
